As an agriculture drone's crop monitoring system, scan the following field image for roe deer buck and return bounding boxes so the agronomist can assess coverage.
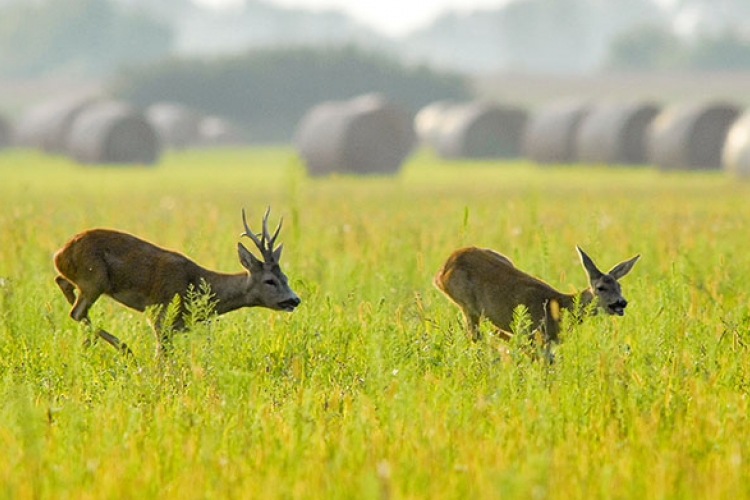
[434,246,639,346]
[54,208,301,354]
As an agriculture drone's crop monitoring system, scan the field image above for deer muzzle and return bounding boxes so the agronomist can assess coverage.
[608,299,628,316]
[278,297,301,311]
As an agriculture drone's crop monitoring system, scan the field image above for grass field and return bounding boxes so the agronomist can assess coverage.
[1,147,750,499]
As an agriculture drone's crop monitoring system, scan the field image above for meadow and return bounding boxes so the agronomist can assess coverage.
[1,147,749,499]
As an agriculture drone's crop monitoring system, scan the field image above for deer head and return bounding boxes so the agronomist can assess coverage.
[238,207,300,311]
[577,246,639,316]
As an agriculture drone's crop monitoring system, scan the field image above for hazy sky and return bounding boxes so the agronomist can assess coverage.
[194,0,513,36]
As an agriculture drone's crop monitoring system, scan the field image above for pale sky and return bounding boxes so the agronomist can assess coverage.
[194,0,513,37]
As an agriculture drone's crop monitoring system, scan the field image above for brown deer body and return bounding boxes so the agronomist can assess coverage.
[434,246,639,345]
[54,208,300,354]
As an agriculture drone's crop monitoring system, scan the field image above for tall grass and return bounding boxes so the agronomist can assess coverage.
[1,147,749,499]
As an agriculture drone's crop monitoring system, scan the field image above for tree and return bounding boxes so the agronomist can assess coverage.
[604,23,750,71]
[0,0,173,78]
[688,31,750,70]
[604,25,686,70]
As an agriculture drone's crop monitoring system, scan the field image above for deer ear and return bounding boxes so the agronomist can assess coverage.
[577,246,604,281]
[608,254,640,280]
[238,242,263,272]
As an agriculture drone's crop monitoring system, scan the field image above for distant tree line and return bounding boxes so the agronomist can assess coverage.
[0,0,172,77]
[111,46,471,142]
[606,26,750,71]
[3,0,750,78]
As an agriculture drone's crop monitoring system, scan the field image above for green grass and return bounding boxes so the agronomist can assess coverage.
[1,147,750,499]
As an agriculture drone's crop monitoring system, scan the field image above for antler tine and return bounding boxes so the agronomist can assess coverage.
[260,206,271,250]
[240,208,265,254]
[269,216,283,250]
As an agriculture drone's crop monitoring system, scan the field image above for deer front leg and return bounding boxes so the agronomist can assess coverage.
[75,319,133,357]
[78,320,133,357]
[148,306,185,358]
[462,308,482,341]
[539,299,561,364]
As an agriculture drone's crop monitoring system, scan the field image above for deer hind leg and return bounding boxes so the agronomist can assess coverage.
[94,329,134,357]
[55,275,132,356]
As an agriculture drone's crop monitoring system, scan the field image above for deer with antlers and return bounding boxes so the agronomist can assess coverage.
[434,246,639,355]
[53,208,300,355]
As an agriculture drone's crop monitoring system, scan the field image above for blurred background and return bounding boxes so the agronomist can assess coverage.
[1,0,750,172]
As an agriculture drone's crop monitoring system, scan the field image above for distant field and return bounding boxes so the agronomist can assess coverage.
[4,70,750,120]
[475,71,750,109]
[1,147,749,499]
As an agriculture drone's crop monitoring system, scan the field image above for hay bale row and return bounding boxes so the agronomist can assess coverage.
[420,101,528,159]
[415,99,743,170]
[14,96,161,165]
[10,93,750,176]
[576,102,661,165]
[523,101,592,164]
[428,99,746,173]
[11,96,246,165]
[647,102,741,171]
[295,94,415,176]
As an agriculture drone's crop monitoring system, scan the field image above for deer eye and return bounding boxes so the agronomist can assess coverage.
[596,285,607,292]
[264,279,277,287]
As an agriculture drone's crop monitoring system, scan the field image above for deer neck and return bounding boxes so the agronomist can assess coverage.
[200,270,255,316]
[559,288,595,318]
[575,288,595,317]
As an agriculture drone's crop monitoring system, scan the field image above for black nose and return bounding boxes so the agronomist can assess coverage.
[611,299,627,310]
[279,297,301,310]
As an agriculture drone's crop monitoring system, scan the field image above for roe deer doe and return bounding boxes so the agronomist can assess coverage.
[54,208,301,354]
[434,246,639,347]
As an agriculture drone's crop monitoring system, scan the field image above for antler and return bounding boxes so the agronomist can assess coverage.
[241,207,283,262]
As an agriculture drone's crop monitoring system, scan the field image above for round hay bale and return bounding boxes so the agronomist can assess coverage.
[414,100,455,149]
[647,102,741,170]
[523,101,592,164]
[576,102,661,165]
[295,94,415,176]
[198,116,248,146]
[146,102,202,149]
[14,93,97,152]
[66,101,161,165]
[435,101,528,159]
[722,110,750,178]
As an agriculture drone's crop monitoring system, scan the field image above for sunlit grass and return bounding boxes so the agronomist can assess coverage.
[1,147,750,499]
